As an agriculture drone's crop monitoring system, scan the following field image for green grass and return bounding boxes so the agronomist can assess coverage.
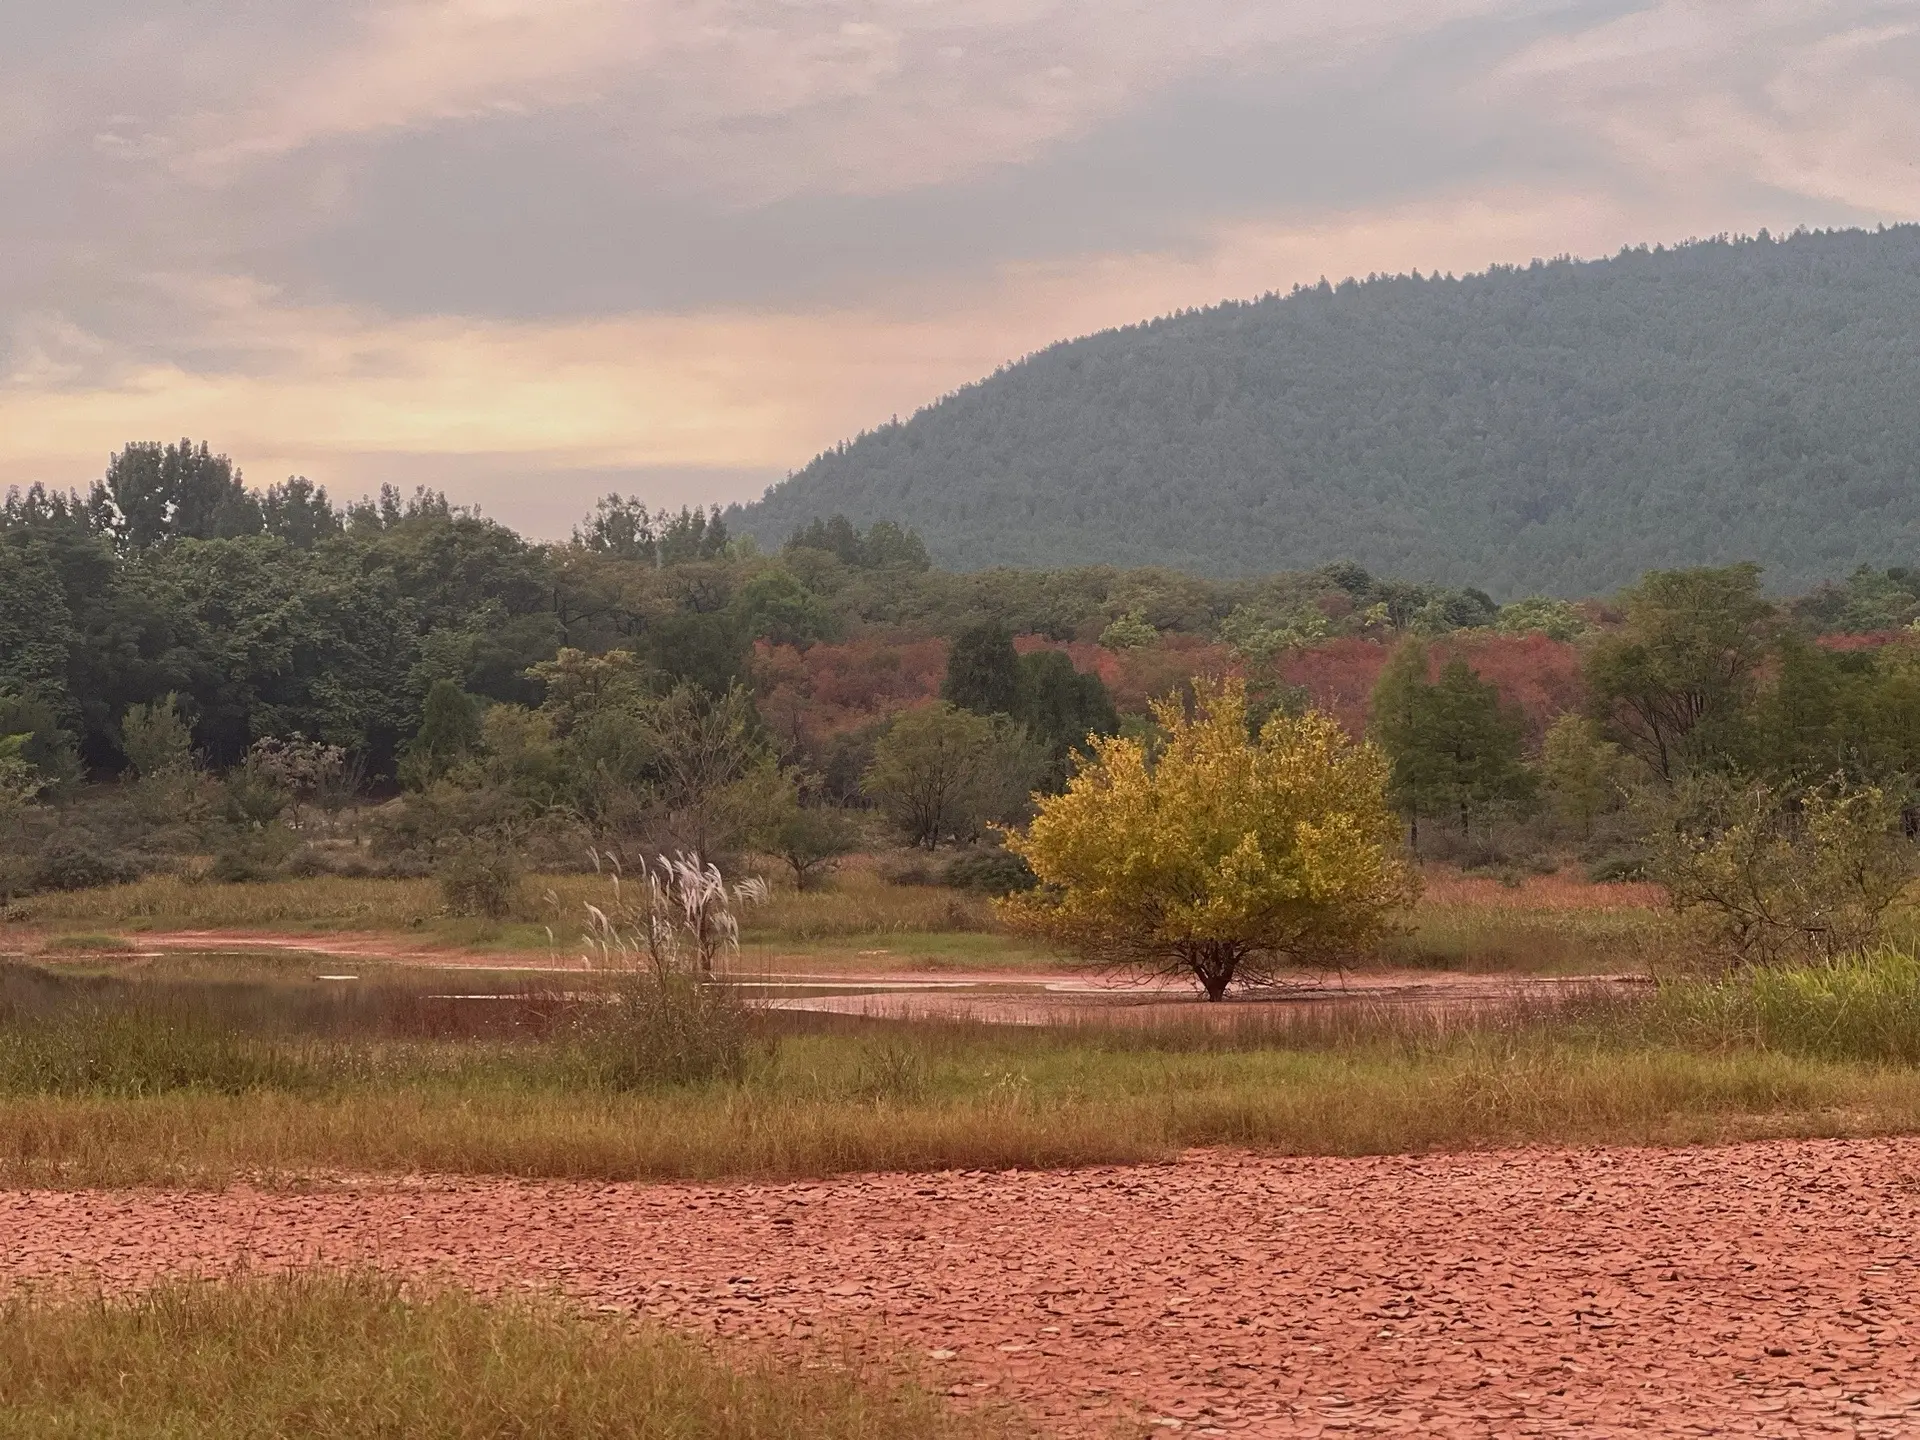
[0,1271,1005,1440]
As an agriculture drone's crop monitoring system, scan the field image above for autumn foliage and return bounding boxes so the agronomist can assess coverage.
[1000,678,1419,1000]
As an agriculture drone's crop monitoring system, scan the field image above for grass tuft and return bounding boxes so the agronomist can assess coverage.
[0,1271,1006,1439]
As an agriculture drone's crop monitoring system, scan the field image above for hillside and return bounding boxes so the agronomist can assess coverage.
[732,227,1920,596]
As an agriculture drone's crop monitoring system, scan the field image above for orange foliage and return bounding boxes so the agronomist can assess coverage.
[1278,633,1583,745]
[1434,633,1585,746]
[753,633,947,754]
[1276,638,1392,735]
[758,628,1586,757]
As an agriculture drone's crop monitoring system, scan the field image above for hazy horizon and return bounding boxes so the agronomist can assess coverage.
[5,2,1918,536]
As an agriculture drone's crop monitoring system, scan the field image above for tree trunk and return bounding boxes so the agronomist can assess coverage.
[1189,945,1239,1002]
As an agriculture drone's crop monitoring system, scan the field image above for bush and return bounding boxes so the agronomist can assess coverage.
[209,829,299,883]
[436,840,522,919]
[942,848,1037,896]
[578,974,754,1089]
[1642,774,1915,969]
[32,835,140,893]
[1587,854,1648,884]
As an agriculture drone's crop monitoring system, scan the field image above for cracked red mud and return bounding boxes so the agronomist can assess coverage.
[7,1140,1920,1436]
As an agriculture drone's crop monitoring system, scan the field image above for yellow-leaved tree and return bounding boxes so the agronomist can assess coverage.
[999,678,1419,1000]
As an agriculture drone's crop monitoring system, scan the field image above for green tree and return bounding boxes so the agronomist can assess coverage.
[1497,596,1588,641]
[573,494,657,562]
[0,695,80,792]
[864,702,1041,849]
[1539,714,1622,836]
[942,623,1020,716]
[400,680,483,788]
[1098,609,1158,649]
[0,734,44,812]
[96,439,261,549]
[1014,648,1119,777]
[730,568,837,649]
[119,693,196,779]
[1369,644,1534,844]
[1586,565,1774,780]
[752,774,860,890]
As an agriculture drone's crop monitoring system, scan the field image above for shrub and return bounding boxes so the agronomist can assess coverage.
[1645,949,1920,1064]
[1641,774,1915,969]
[437,840,523,919]
[943,848,1037,896]
[32,835,139,893]
[578,973,755,1090]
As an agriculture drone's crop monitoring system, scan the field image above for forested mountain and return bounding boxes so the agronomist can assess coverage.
[733,227,1920,595]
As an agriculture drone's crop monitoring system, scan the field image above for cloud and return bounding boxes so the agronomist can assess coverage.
[3,0,1920,536]
[168,0,1530,201]
[1500,0,1920,214]
[1,181,1825,503]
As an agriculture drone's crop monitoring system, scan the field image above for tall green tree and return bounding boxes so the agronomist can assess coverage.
[1585,564,1774,780]
[1014,649,1119,777]
[97,440,261,549]
[942,623,1020,716]
[1370,643,1534,844]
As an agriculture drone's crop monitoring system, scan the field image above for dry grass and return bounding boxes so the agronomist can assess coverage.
[5,1023,1920,1187]
[1414,870,1665,911]
[0,1270,1004,1439]
[746,868,996,941]
[2,868,1008,959]
[4,876,452,934]
[1382,868,1670,974]
[3,864,1685,979]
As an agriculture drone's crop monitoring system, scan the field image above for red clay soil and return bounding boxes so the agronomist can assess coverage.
[8,1141,1920,1436]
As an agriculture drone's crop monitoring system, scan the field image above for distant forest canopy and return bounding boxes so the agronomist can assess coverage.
[6,444,1920,792]
[730,226,1920,596]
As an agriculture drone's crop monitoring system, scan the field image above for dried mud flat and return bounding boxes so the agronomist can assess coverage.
[8,1140,1920,1437]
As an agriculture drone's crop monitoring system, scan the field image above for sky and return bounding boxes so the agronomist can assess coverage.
[3,1,1918,538]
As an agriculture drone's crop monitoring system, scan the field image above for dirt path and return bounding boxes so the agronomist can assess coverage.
[8,1140,1920,1436]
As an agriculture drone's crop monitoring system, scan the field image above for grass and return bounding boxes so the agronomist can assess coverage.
[1384,869,1670,974]
[0,1271,1004,1439]
[3,865,1687,977]
[2,869,1035,967]
[9,956,1920,1185]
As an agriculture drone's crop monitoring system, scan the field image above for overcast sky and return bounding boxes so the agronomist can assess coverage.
[3,1,1917,536]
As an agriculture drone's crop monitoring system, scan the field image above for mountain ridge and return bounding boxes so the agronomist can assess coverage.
[731,226,1920,596]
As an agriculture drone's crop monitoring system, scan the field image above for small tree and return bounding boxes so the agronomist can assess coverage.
[401,679,483,788]
[1642,774,1915,969]
[752,775,859,890]
[1540,714,1623,836]
[1001,678,1419,1000]
[246,735,348,827]
[120,694,196,779]
[0,734,42,813]
[864,702,1040,849]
